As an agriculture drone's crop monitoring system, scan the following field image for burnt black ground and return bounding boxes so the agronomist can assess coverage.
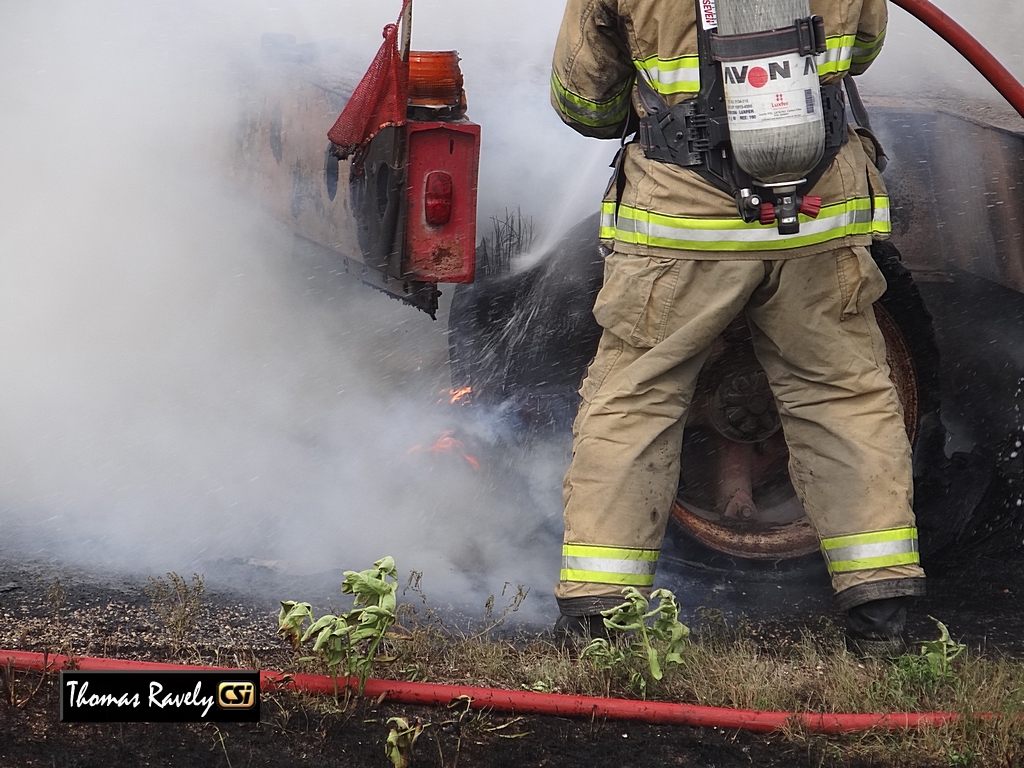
[2,530,1024,768]
[0,555,821,768]
[1,367,1022,767]
[1,676,846,768]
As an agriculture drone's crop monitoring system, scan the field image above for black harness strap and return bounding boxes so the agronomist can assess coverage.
[606,4,855,233]
[631,0,848,222]
[710,16,826,61]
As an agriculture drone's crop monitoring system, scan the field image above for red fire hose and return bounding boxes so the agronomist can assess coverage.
[2,650,962,734]
[890,0,1024,118]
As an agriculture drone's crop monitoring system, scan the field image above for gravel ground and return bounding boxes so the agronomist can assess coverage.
[2,458,1024,768]
[0,555,833,768]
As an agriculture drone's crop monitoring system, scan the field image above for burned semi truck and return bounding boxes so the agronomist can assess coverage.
[238,0,1024,568]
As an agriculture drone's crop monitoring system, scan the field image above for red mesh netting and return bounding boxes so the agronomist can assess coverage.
[327,0,411,159]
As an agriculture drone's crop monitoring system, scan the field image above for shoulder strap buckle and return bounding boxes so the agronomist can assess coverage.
[635,77,706,167]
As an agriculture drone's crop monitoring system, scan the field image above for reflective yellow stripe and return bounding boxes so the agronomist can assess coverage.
[852,29,886,66]
[816,34,857,76]
[634,55,701,95]
[560,543,659,587]
[873,196,891,235]
[562,544,660,561]
[600,203,617,240]
[821,527,920,575]
[827,552,920,574]
[822,527,919,550]
[633,31,882,91]
[600,197,890,252]
[551,71,632,129]
[560,569,656,586]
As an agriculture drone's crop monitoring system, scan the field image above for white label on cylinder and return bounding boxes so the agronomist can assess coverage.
[699,0,717,30]
[721,52,822,131]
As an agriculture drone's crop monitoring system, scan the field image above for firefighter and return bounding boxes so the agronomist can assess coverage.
[550,0,924,657]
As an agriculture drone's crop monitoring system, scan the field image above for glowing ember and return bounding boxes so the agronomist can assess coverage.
[449,386,472,404]
[408,430,480,471]
[438,386,473,405]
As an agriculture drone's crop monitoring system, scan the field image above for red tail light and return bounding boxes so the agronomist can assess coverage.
[404,121,480,283]
[425,171,453,226]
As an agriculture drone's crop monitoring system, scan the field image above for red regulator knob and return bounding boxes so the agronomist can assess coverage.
[799,195,823,218]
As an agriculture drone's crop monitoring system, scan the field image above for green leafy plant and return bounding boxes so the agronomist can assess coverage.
[279,556,399,694]
[581,587,690,694]
[919,616,966,679]
[870,616,968,705]
[384,716,428,768]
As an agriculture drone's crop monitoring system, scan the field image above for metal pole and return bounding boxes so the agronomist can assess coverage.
[401,0,413,61]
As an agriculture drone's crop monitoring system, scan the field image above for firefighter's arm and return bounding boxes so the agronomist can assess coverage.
[850,0,887,75]
[550,0,635,139]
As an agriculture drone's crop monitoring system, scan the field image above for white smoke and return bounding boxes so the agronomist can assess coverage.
[1,0,1020,616]
[0,0,593,614]
[860,0,1024,100]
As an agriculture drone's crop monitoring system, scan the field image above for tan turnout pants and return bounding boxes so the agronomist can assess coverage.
[556,245,926,615]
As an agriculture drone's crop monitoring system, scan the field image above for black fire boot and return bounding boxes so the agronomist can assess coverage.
[553,614,609,647]
[845,596,911,660]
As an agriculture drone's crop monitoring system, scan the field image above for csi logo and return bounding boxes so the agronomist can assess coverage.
[217,682,256,709]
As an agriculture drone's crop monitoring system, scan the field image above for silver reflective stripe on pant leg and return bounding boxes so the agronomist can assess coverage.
[821,528,920,575]
[560,543,659,588]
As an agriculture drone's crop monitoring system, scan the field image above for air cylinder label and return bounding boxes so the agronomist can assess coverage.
[721,53,821,131]
[699,0,717,30]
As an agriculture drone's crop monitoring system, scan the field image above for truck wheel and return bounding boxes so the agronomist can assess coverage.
[449,220,947,563]
[669,240,945,564]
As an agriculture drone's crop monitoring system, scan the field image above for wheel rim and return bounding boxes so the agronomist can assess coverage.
[671,306,919,560]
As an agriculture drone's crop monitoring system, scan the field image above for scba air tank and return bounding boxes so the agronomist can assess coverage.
[714,0,825,186]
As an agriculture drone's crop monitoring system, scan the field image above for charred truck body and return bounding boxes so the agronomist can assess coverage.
[238,0,1024,574]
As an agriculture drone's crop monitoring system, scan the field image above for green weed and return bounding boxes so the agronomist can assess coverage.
[581,587,690,697]
[279,556,399,695]
[144,572,205,654]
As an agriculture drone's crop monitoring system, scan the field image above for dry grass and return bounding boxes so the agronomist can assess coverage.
[274,605,1024,768]
[9,563,1024,766]
[143,572,206,655]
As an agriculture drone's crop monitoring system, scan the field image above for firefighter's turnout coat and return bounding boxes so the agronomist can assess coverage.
[551,0,925,616]
[552,0,890,258]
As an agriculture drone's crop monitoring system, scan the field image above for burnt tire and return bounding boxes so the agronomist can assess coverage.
[871,241,989,562]
[872,240,944,481]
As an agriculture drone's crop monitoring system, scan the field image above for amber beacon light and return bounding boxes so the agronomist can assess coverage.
[408,50,464,108]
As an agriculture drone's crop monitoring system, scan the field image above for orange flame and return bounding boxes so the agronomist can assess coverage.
[448,386,472,404]
[408,430,480,471]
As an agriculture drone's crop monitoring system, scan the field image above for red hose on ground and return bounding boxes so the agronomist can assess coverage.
[890,0,1024,118]
[2,650,960,735]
